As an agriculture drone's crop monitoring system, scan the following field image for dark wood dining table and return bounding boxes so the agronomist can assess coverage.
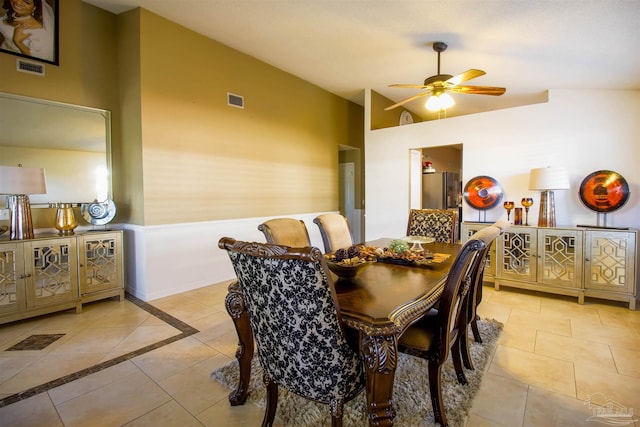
[223,238,462,426]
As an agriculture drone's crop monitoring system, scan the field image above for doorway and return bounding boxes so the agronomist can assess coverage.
[339,162,361,243]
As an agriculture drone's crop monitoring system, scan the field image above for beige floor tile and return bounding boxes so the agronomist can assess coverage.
[47,326,137,355]
[489,345,576,398]
[157,353,234,415]
[508,307,572,336]
[534,331,617,372]
[0,319,41,348]
[539,295,604,324]
[574,362,640,412]
[497,321,537,352]
[124,400,204,427]
[181,282,233,308]
[486,288,542,314]
[571,318,640,351]
[0,392,64,427]
[102,324,182,359]
[0,354,105,394]
[191,311,237,347]
[610,346,640,378]
[84,306,151,328]
[48,360,141,405]
[465,413,509,426]
[197,397,284,427]
[476,300,512,325]
[0,353,41,384]
[149,297,220,324]
[207,330,245,359]
[468,372,527,426]
[56,370,172,427]
[131,336,222,381]
[523,386,592,427]
[595,303,640,329]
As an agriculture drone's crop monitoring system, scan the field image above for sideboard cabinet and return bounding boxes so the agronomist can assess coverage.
[0,230,124,324]
[462,223,638,309]
[461,222,498,283]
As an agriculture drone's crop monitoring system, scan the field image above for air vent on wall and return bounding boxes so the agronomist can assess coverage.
[17,59,45,76]
[227,92,244,109]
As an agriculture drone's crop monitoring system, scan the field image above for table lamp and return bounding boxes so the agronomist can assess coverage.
[0,165,47,240]
[528,166,570,227]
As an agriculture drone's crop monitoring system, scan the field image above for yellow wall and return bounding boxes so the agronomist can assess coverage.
[130,9,361,225]
[0,2,364,228]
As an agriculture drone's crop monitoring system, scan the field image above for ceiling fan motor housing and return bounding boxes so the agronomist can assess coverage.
[433,41,447,52]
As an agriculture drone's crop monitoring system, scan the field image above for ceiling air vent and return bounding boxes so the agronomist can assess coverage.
[17,59,45,76]
[227,92,244,109]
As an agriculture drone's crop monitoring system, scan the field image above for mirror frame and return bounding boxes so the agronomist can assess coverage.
[0,92,112,207]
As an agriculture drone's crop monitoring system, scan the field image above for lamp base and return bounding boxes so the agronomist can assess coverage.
[7,195,35,240]
[537,190,556,227]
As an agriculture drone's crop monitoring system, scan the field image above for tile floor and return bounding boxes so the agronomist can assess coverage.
[0,281,638,426]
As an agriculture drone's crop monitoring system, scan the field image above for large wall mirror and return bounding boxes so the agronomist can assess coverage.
[0,92,111,207]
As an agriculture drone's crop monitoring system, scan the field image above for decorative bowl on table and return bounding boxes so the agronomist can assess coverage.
[326,259,373,279]
[401,235,436,251]
[0,225,8,237]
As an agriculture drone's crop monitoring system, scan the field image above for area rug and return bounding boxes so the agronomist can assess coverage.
[211,318,502,426]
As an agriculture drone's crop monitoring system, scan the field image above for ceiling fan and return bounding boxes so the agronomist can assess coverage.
[385,42,506,111]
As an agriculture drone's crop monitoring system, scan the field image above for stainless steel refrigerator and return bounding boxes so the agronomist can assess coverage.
[422,171,460,209]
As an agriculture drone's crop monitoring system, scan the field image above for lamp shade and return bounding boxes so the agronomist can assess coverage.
[528,167,570,191]
[0,166,47,195]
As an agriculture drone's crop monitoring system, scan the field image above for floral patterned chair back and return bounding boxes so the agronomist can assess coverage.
[406,208,458,243]
[219,237,364,425]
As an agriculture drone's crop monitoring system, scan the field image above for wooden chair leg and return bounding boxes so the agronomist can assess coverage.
[461,325,475,370]
[471,317,482,343]
[428,362,448,427]
[261,380,278,427]
[452,337,468,385]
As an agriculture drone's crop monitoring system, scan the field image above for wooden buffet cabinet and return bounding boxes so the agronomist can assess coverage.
[462,223,638,309]
[0,230,124,324]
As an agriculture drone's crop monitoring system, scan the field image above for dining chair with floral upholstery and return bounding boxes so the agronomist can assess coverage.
[258,218,311,247]
[218,237,365,427]
[406,208,458,243]
[397,235,485,427]
[313,213,354,253]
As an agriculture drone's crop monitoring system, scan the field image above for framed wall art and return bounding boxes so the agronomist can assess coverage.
[0,0,59,65]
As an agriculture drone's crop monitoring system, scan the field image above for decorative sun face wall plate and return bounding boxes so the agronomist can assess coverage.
[579,170,630,213]
[399,111,413,125]
[463,176,504,210]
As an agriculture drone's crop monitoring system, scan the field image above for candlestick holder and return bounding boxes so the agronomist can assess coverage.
[503,201,515,222]
[521,198,534,226]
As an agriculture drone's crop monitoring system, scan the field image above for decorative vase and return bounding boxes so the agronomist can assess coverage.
[55,203,78,235]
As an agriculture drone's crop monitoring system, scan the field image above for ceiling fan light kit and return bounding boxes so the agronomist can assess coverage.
[385,41,506,113]
[425,92,455,111]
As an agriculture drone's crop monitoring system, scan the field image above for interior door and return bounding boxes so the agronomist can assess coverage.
[339,162,360,242]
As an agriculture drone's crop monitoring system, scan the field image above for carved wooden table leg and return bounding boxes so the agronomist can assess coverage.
[361,333,398,426]
[224,281,254,406]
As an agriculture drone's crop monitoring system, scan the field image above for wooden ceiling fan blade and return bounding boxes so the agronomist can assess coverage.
[450,85,506,96]
[446,69,485,86]
[384,92,430,110]
[389,83,429,89]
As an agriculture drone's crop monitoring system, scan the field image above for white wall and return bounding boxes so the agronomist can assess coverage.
[123,211,337,301]
[364,89,640,240]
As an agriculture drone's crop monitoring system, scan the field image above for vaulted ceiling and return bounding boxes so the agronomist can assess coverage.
[84,0,640,119]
